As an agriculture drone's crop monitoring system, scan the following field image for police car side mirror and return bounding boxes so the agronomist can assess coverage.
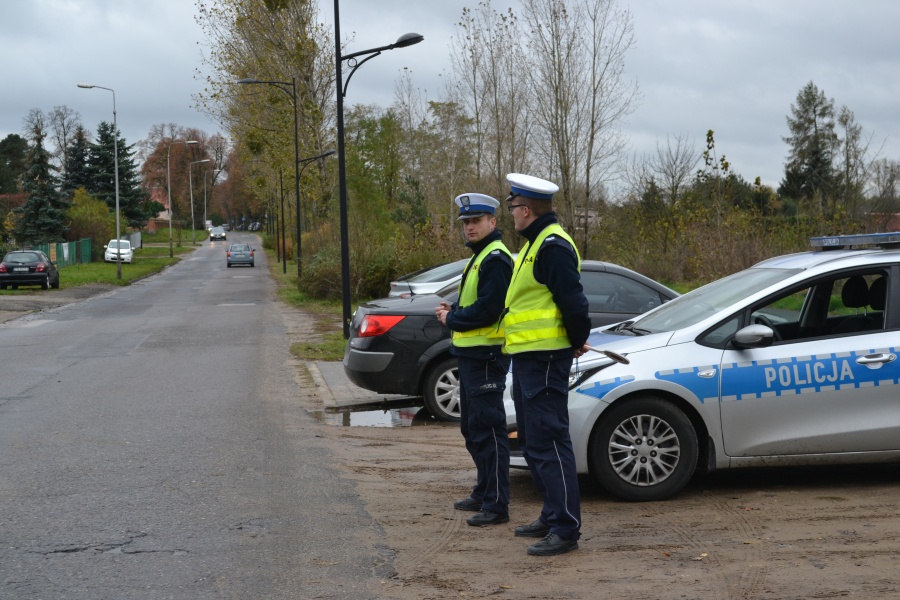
[731,324,775,349]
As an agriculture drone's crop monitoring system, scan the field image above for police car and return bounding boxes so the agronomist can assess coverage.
[506,232,899,501]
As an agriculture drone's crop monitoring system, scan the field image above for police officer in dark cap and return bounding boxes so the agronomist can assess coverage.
[502,173,590,556]
[436,193,513,527]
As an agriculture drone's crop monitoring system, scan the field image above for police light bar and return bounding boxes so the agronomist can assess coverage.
[810,231,900,249]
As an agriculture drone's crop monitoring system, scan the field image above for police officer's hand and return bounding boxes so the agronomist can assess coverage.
[435,302,451,325]
[574,343,589,358]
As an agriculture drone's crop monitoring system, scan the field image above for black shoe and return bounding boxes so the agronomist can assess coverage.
[453,497,481,512]
[514,518,551,538]
[527,533,578,556]
[466,510,510,527]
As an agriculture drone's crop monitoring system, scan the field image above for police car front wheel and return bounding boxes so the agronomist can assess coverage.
[589,396,698,502]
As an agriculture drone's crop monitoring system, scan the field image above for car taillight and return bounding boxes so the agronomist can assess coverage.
[0,264,6,273]
[35,263,46,272]
[227,251,231,257]
[358,314,405,337]
[249,250,254,256]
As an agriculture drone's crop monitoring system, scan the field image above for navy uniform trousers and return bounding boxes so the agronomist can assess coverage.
[511,355,582,540]
[457,354,511,515]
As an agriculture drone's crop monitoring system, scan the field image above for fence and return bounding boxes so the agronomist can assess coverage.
[36,239,92,266]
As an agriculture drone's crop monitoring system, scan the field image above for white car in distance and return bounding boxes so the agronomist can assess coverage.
[104,239,134,264]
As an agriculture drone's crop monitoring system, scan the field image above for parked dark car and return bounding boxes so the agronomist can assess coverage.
[0,250,60,290]
[343,260,679,421]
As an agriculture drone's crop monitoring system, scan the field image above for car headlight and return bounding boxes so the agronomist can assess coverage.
[569,364,612,390]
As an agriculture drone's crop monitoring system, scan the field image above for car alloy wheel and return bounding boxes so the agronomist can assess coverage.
[589,395,698,502]
[423,357,461,421]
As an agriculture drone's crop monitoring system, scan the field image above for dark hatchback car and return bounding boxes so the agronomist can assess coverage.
[343,260,678,421]
[0,250,60,290]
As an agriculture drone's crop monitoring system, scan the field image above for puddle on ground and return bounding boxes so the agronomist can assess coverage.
[310,400,455,427]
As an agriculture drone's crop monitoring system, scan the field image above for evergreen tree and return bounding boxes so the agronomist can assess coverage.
[87,121,150,228]
[61,125,92,196]
[0,133,28,194]
[779,82,837,215]
[14,124,69,244]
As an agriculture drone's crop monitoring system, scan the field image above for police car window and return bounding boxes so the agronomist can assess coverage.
[636,267,797,333]
[750,287,810,341]
[748,271,887,342]
[702,316,741,347]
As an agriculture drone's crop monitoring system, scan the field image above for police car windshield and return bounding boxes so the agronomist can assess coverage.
[631,268,799,333]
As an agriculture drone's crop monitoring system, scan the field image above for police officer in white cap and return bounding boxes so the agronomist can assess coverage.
[436,193,513,527]
[502,173,590,556]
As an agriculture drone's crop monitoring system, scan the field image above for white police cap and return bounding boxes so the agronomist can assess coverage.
[455,193,499,220]
[506,173,559,201]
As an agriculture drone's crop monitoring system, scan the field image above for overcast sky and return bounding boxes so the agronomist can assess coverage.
[2,0,898,191]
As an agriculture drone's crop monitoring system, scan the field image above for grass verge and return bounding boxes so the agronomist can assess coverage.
[266,249,346,361]
[59,256,181,288]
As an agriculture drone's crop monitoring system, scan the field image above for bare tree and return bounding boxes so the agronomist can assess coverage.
[867,158,899,229]
[48,105,82,173]
[521,0,638,251]
[449,1,531,199]
[22,109,47,139]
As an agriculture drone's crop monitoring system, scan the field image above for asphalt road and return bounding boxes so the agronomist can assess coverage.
[0,237,391,599]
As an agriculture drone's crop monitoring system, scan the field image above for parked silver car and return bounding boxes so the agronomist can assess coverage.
[505,232,900,501]
[388,258,470,298]
[226,244,255,268]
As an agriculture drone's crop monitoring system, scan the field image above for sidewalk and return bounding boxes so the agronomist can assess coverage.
[306,360,419,410]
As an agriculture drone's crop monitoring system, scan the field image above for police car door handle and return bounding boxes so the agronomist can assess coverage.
[856,353,896,367]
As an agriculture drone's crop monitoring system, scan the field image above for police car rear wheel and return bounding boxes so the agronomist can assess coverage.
[590,396,698,502]
[422,357,461,422]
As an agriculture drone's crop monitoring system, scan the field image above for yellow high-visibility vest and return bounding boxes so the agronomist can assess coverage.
[451,240,512,348]
[503,224,580,354]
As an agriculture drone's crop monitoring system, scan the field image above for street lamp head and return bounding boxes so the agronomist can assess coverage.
[77,83,95,89]
[186,140,199,145]
[323,149,337,158]
[393,33,424,48]
[237,78,261,84]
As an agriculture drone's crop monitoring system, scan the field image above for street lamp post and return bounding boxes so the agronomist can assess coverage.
[279,170,287,274]
[189,159,212,244]
[237,77,301,278]
[296,149,336,278]
[204,168,222,232]
[166,140,199,257]
[332,9,424,337]
[77,83,123,280]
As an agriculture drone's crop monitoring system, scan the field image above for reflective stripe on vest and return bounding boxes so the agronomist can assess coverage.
[503,224,580,354]
[451,240,512,348]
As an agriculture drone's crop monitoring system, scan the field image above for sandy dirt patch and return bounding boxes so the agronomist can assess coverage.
[279,305,900,600]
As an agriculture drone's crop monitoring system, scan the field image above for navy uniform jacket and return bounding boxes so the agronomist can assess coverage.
[514,212,591,361]
[446,229,513,360]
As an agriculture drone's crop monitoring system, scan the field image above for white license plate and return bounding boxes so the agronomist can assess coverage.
[13,267,29,272]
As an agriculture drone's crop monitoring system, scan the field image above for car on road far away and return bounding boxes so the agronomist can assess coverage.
[0,250,60,290]
[344,260,678,421]
[210,227,227,241]
[103,240,133,264]
[503,231,900,502]
[226,244,255,268]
